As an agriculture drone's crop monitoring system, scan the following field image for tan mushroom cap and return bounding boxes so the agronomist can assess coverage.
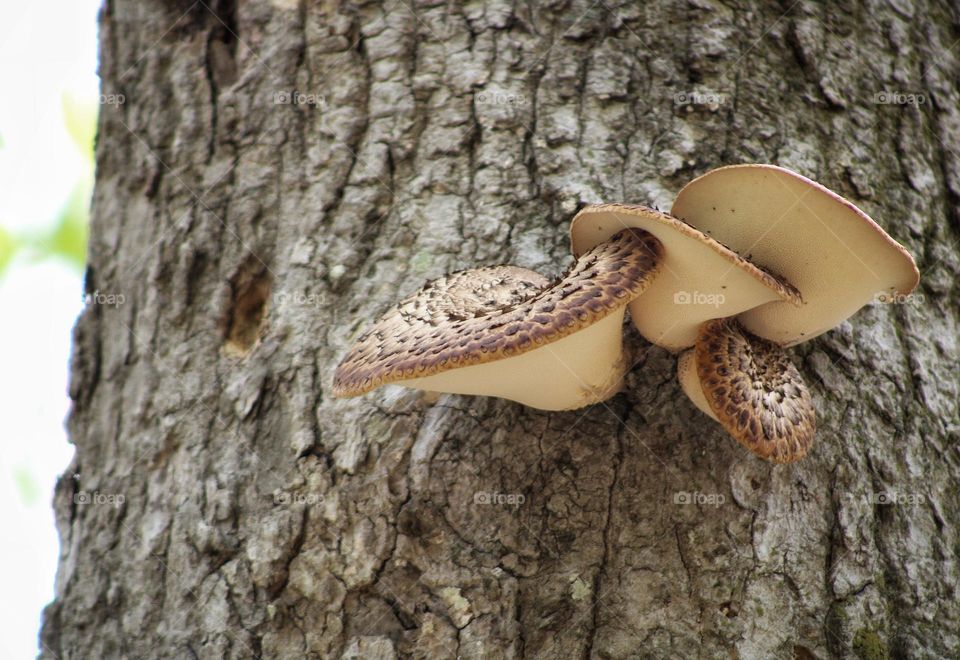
[672,164,920,346]
[332,229,663,410]
[682,318,816,463]
[570,204,801,351]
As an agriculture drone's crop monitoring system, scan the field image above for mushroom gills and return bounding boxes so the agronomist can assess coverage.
[684,318,816,463]
[332,228,664,410]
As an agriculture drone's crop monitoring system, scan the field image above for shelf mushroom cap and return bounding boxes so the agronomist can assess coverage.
[671,164,920,346]
[570,204,801,351]
[332,228,663,411]
[680,318,816,463]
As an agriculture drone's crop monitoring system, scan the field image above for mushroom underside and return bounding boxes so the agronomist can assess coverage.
[569,203,803,350]
[671,164,919,346]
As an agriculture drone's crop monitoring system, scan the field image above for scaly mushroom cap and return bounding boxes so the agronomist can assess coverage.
[693,318,816,463]
[672,164,920,346]
[570,204,801,351]
[332,228,663,409]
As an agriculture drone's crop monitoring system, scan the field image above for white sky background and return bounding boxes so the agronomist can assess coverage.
[0,1,101,657]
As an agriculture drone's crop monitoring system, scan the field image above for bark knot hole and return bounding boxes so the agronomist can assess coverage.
[223,264,270,357]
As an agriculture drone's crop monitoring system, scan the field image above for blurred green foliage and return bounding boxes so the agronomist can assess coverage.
[13,465,41,507]
[47,178,92,269]
[0,226,16,274]
[0,92,94,278]
[63,91,97,157]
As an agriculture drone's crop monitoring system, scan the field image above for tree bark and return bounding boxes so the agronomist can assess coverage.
[42,0,960,658]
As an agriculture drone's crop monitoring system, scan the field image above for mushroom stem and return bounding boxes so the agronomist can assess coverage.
[677,349,718,421]
[686,318,816,463]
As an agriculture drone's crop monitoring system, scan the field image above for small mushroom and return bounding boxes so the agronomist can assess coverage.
[678,319,815,463]
[569,204,801,351]
[332,228,663,410]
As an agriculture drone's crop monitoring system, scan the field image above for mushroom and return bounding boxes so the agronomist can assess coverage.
[677,318,815,463]
[670,164,918,462]
[671,164,920,345]
[332,228,663,410]
[569,204,802,350]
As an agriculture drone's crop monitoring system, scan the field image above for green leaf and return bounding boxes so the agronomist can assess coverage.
[13,465,41,507]
[62,91,97,160]
[0,225,18,276]
[46,179,91,270]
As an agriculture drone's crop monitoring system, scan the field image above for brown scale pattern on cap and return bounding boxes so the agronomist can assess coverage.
[695,318,815,463]
[333,229,663,397]
[390,265,550,326]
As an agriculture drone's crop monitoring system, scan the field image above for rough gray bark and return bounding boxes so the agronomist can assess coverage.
[42,0,960,658]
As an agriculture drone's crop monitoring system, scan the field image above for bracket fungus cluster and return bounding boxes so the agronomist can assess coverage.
[333,164,919,463]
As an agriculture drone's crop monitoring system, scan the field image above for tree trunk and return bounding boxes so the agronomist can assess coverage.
[42,1,960,658]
